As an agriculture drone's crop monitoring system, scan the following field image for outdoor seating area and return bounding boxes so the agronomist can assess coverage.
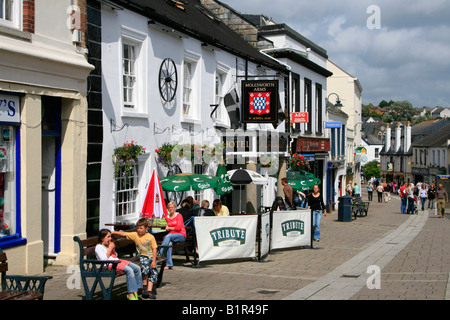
[0,248,53,300]
[73,165,323,299]
[73,234,170,300]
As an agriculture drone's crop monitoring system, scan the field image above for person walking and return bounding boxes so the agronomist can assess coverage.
[353,183,361,201]
[383,182,390,202]
[435,184,449,218]
[406,183,415,215]
[376,183,383,203]
[419,185,428,211]
[281,177,295,210]
[346,181,353,196]
[307,184,326,242]
[427,183,436,210]
[399,182,407,214]
[367,182,373,201]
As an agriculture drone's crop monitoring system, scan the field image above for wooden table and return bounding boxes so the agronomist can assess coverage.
[0,291,43,300]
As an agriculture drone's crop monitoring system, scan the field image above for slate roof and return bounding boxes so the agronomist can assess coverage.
[108,0,288,72]
[412,122,450,147]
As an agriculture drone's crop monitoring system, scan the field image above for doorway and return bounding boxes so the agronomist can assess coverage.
[41,96,61,258]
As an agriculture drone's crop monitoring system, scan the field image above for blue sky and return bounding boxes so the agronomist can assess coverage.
[221,0,450,108]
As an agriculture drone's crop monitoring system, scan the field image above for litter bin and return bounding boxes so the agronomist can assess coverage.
[338,196,353,222]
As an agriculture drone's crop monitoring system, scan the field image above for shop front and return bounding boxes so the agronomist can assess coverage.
[0,92,22,248]
[293,137,330,201]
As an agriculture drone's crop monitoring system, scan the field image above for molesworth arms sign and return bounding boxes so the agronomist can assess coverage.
[242,80,279,123]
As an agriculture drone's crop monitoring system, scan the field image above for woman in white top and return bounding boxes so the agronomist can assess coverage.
[95,229,143,300]
[419,185,428,211]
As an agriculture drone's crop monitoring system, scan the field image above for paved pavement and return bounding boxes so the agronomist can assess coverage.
[40,187,450,301]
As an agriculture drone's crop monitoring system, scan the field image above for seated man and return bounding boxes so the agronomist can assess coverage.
[212,199,230,216]
[192,200,215,217]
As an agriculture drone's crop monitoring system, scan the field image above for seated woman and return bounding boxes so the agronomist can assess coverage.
[160,201,186,270]
[95,229,143,300]
[177,199,194,224]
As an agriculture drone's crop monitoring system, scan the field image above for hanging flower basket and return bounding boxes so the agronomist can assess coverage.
[289,152,309,171]
[155,142,227,167]
[155,143,181,168]
[113,140,146,178]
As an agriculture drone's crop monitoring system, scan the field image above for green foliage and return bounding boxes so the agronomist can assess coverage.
[289,153,310,171]
[113,141,146,178]
[363,160,380,180]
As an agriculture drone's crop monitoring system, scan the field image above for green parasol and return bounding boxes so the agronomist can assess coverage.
[160,173,219,192]
[286,169,321,191]
[214,164,233,195]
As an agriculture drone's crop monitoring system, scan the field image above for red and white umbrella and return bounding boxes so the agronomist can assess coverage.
[140,169,167,219]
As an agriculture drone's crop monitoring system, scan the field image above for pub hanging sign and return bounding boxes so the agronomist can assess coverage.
[242,80,278,123]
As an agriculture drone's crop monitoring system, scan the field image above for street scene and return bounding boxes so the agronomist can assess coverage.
[0,0,449,304]
[43,186,450,301]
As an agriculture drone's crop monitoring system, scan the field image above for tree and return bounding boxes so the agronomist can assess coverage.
[379,100,394,107]
[362,104,370,117]
[381,112,393,123]
[390,100,415,121]
[363,160,380,180]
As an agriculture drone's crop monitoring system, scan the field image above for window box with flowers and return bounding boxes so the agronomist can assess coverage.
[289,153,310,171]
[113,140,146,178]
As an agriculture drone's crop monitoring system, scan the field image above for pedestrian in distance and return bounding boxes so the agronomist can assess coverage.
[399,183,408,214]
[419,185,428,211]
[96,229,143,300]
[428,183,436,209]
[346,181,353,197]
[367,182,373,201]
[406,183,415,215]
[112,218,158,299]
[376,183,383,203]
[353,183,361,202]
[435,184,449,218]
[383,182,390,202]
[307,184,326,242]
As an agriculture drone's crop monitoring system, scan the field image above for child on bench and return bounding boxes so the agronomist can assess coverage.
[112,218,158,299]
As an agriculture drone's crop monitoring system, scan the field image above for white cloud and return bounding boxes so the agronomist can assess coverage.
[220,0,450,107]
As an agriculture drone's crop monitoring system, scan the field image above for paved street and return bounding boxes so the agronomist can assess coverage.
[40,187,450,301]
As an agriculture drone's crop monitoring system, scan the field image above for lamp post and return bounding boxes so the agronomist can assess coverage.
[327,93,343,107]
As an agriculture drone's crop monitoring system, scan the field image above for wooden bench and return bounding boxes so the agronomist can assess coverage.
[0,248,52,300]
[172,225,198,267]
[73,234,170,300]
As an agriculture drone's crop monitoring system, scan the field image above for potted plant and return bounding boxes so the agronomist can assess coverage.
[289,152,309,171]
[113,140,146,178]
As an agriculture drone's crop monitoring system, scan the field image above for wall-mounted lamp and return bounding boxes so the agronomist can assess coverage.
[327,93,343,107]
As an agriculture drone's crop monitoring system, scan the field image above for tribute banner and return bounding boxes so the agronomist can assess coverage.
[259,212,271,258]
[271,209,311,250]
[195,215,258,262]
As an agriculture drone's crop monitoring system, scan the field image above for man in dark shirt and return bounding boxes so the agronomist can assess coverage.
[281,177,295,210]
[192,200,215,217]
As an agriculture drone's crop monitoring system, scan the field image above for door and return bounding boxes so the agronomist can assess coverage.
[41,96,61,257]
[42,136,57,256]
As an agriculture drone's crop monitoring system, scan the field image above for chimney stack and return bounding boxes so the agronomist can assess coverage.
[404,121,411,152]
[385,124,391,152]
[395,122,401,152]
